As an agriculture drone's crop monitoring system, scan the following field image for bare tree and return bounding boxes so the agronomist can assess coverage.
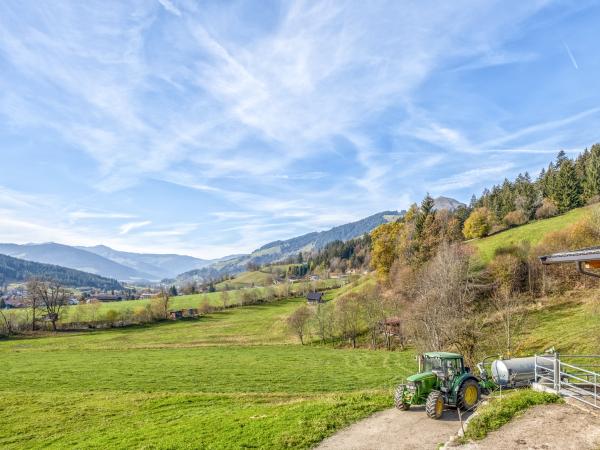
[25,278,43,331]
[0,308,14,336]
[490,286,526,357]
[220,290,230,308]
[313,302,334,344]
[359,285,386,349]
[287,305,312,344]
[335,293,363,348]
[408,243,483,364]
[28,280,68,331]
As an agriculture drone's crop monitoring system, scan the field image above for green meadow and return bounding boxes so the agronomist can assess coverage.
[471,206,589,263]
[0,296,416,449]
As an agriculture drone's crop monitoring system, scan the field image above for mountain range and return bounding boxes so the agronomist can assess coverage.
[0,243,208,282]
[176,210,404,282]
[0,196,464,283]
[0,253,122,290]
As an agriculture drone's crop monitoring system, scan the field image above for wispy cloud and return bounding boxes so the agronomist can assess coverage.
[562,40,579,69]
[119,221,151,235]
[430,163,515,192]
[70,211,135,220]
[0,1,596,257]
[158,0,181,17]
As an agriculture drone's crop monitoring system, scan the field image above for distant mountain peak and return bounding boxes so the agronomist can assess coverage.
[433,196,465,211]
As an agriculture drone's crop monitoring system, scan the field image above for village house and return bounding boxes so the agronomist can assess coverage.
[306,292,324,304]
[88,294,121,303]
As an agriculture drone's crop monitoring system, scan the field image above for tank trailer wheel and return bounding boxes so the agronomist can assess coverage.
[457,379,480,410]
[425,390,444,419]
[394,385,411,410]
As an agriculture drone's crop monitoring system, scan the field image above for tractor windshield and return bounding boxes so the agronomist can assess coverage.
[423,357,442,372]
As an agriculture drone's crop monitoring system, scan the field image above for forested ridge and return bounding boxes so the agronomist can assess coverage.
[0,253,123,290]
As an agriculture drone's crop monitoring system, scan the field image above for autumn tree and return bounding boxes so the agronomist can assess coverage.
[152,288,170,319]
[463,207,494,239]
[370,221,402,278]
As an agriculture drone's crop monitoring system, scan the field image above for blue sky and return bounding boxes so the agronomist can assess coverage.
[0,1,599,258]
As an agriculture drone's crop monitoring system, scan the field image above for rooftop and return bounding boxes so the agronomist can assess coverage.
[539,246,600,264]
[423,351,462,359]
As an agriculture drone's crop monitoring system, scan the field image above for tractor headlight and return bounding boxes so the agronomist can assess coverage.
[407,381,418,392]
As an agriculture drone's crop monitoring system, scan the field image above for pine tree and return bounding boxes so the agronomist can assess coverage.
[584,144,600,201]
[554,159,582,212]
[556,150,568,167]
[415,193,435,238]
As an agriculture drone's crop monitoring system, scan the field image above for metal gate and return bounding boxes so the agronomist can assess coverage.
[534,354,600,409]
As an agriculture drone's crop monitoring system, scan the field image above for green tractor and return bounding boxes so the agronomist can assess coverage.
[394,352,493,419]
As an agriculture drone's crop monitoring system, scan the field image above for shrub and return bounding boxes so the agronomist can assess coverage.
[488,253,528,293]
[535,198,558,219]
[133,305,152,323]
[586,194,600,205]
[463,207,495,239]
[105,309,119,327]
[198,299,213,315]
[503,210,528,228]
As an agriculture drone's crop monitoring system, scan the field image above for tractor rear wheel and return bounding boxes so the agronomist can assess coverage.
[457,379,481,410]
[425,390,444,419]
[394,385,410,410]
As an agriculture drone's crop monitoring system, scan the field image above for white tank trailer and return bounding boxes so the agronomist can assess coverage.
[489,356,553,388]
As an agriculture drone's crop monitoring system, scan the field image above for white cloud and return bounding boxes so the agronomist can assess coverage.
[69,211,135,220]
[158,0,181,17]
[119,221,151,235]
[430,163,515,192]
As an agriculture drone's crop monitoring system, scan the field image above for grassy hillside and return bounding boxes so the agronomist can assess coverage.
[215,270,274,289]
[471,206,589,263]
[0,295,416,449]
[516,291,600,355]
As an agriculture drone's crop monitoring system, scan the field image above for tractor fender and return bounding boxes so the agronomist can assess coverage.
[452,374,479,403]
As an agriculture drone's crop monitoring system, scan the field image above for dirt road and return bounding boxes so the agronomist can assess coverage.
[315,406,468,450]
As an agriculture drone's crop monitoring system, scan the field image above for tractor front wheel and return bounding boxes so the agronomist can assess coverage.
[394,385,410,410]
[425,390,444,419]
[457,379,481,410]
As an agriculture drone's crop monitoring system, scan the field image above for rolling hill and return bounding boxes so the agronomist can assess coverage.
[0,243,151,281]
[0,243,213,282]
[78,245,211,279]
[0,253,122,290]
[177,210,405,282]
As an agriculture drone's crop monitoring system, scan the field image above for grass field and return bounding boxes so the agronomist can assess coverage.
[0,295,416,449]
[516,292,600,355]
[471,206,590,264]
[54,278,343,324]
[215,271,275,289]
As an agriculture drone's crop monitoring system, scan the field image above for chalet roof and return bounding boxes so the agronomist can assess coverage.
[306,292,323,301]
[539,246,600,264]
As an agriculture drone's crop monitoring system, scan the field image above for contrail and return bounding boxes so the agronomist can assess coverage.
[563,41,579,69]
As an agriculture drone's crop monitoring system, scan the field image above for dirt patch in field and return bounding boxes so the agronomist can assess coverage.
[315,406,469,450]
[458,403,600,450]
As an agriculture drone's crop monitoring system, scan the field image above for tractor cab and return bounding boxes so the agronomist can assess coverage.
[420,352,465,380]
[395,351,481,420]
